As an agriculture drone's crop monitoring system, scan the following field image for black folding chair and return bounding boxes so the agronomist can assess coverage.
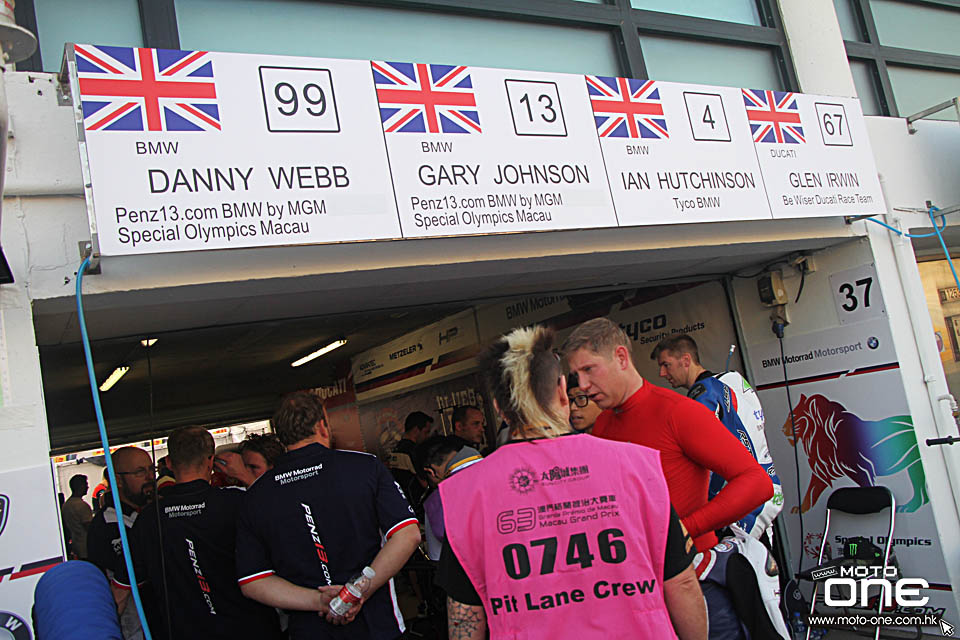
[806,486,896,640]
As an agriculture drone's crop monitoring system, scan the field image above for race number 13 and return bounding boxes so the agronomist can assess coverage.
[259,66,341,133]
[505,79,567,137]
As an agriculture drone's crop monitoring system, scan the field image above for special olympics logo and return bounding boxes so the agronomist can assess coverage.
[867,336,880,350]
[804,532,822,559]
[803,532,831,560]
[509,466,538,494]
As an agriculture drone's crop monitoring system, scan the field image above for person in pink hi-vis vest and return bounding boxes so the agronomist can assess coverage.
[436,325,707,640]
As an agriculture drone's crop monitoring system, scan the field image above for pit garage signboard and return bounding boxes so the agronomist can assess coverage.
[67,45,886,257]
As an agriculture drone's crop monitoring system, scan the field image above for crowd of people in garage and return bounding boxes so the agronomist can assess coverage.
[57,317,786,640]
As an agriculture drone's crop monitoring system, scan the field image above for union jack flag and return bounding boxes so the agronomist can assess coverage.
[586,76,668,139]
[372,61,481,134]
[743,89,804,144]
[75,45,220,132]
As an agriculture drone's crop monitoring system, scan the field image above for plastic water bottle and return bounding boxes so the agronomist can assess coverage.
[329,566,376,617]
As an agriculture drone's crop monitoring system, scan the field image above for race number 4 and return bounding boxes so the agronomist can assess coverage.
[505,79,567,137]
[684,92,731,142]
[815,102,853,147]
[259,66,341,133]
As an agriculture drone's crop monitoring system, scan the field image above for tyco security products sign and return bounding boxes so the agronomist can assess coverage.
[67,45,886,257]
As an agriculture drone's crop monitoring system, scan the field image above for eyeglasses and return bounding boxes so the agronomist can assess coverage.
[569,394,590,408]
[116,465,155,478]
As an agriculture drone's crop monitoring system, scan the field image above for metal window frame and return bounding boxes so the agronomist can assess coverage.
[14,0,179,71]
[626,0,797,91]
[840,0,960,116]
[17,0,797,90]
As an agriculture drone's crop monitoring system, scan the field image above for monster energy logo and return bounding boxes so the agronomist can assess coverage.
[849,543,858,555]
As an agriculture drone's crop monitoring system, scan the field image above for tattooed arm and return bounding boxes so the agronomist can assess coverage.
[447,597,486,640]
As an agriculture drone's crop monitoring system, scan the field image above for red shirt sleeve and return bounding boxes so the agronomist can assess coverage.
[671,399,773,539]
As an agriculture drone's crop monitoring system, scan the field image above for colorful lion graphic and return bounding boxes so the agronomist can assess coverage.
[781,394,928,514]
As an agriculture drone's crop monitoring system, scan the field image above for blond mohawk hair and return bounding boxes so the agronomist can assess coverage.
[479,325,571,440]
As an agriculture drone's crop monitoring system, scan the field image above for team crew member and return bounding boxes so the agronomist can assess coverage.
[448,405,485,451]
[236,392,422,640]
[88,446,158,640]
[652,335,783,539]
[388,411,433,509]
[437,325,706,640]
[130,427,282,640]
[567,372,602,433]
[563,318,772,553]
[418,437,483,561]
[92,468,110,512]
[62,474,93,559]
[216,433,286,487]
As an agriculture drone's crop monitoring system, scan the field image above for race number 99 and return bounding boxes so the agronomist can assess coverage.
[259,66,341,133]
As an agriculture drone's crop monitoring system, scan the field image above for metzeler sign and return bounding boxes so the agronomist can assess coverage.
[67,45,887,257]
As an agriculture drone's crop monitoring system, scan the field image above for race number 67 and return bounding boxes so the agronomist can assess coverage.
[815,102,853,147]
[259,66,341,133]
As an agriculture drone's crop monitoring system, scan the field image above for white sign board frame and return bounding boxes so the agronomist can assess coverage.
[66,44,887,258]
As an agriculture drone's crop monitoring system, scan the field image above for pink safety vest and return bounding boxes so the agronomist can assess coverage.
[441,433,677,639]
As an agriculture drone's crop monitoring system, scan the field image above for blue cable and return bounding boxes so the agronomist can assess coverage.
[76,256,153,640]
[929,206,960,295]
[866,211,946,238]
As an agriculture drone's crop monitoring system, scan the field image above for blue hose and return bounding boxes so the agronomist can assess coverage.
[75,257,153,640]
[33,561,123,639]
[866,210,946,238]
[928,206,960,294]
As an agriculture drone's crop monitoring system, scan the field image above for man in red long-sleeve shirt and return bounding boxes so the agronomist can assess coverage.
[562,318,773,552]
[564,319,776,639]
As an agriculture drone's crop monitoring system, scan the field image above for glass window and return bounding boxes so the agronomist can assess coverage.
[850,60,882,115]
[638,35,783,89]
[176,0,620,76]
[833,0,864,41]
[918,260,960,398]
[888,65,960,120]
[871,0,960,57]
[630,0,761,25]
[35,0,142,72]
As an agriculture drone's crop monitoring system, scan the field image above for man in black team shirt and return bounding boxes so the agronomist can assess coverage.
[88,446,158,640]
[130,427,282,640]
[236,391,422,640]
[388,410,433,510]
